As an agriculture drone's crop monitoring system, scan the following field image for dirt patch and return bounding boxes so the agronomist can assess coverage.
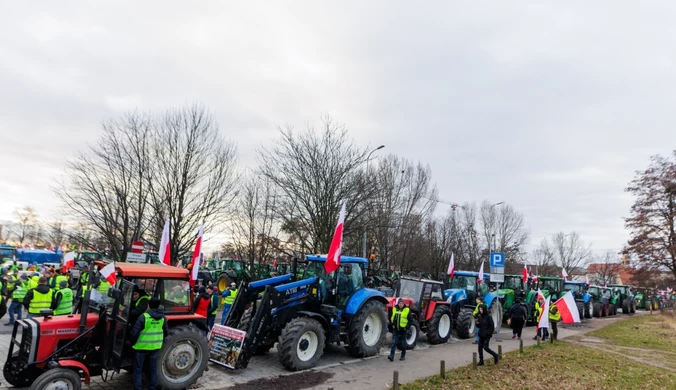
[227,371,334,390]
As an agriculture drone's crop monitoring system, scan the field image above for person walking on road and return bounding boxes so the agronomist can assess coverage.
[476,303,499,366]
[220,282,238,326]
[131,298,168,390]
[473,296,483,344]
[533,296,549,340]
[388,297,410,361]
[508,298,527,340]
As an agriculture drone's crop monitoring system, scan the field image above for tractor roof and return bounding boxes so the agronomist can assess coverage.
[564,281,587,285]
[607,284,628,287]
[537,276,562,281]
[306,255,368,265]
[452,270,490,278]
[400,276,444,285]
[95,261,189,279]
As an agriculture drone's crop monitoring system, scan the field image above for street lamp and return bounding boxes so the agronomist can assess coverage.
[363,145,385,259]
[487,201,504,257]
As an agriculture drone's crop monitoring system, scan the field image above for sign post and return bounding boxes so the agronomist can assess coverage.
[489,252,505,283]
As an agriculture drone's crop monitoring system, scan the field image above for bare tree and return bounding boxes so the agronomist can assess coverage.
[57,112,153,261]
[528,238,558,276]
[149,104,238,264]
[550,232,592,274]
[589,250,621,286]
[46,219,67,247]
[11,206,40,245]
[480,202,530,263]
[259,117,369,254]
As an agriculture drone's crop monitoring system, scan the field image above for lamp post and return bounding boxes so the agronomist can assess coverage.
[487,201,504,263]
[363,145,385,259]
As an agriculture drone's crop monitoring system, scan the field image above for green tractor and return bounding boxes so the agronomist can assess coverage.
[608,284,636,314]
[589,285,612,317]
[497,274,529,321]
[525,276,563,324]
[216,259,251,292]
[634,289,647,310]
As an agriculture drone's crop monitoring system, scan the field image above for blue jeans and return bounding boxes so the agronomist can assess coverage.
[220,305,231,326]
[389,329,407,358]
[475,327,480,343]
[8,300,22,323]
[134,350,158,390]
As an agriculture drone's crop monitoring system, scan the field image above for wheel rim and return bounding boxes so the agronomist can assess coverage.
[43,379,74,390]
[363,313,382,347]
[162,339,203,384]
[297,330,319,362]
[468,314,476,334]
[406,325,417,345]
[438,314,451,338]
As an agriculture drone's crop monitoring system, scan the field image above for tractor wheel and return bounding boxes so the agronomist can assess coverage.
[644,301,651,310]
[622,299,630,314]
[630,301,636,314]
[278,317,325,371]
[347,300,387,358]
[592,302,601,318]
[3,352,34,387]
[490,300,503,334]
[610,303,616,316]
[29,368,81,390]
[576,302,585,320]
[584,300,592,319]
[237,307,253,331]
[217,273,235,294]
[426,305,453,344]
[455,307,475,339]
[157,325,209,390]
[398,318,419,350]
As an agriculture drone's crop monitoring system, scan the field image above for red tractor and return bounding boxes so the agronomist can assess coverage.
[3,262,210,390]
[386,276,453,349]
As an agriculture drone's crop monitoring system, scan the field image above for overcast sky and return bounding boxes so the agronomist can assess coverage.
[2,1,676,255]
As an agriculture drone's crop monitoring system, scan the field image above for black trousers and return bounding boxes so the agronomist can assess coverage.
[551,321,558,340]
[511,318,524,338]
[478,337,498,362]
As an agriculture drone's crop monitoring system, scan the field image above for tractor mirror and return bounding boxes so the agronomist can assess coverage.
[40,309,54,319]
[108,287,122,300]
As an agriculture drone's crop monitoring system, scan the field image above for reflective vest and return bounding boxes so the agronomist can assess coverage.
[549,306,561,322]
[81,284,90,297]
[55,275,69,291]
[29,276,40,290]
[223,289,238,306]
[391,306,409,330]
[29,288,54,314]
[97,280,111,296]
[210,294,218,315]
[80,272,89,286]
[133,313,165,351]
[6,275,17,291]
[12,283,27,300]
[54,288,73,315]
[535,301,543,320]
[135,295,150,308]
[473,302,481,317]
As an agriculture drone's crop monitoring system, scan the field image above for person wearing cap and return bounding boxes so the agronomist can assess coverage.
[388,297,410,361]
[52,280,73,316]
[130,286,150,327]
[220,282,238,325]
[192,286,211,318]
[6,274,28,325]
[131,298,168,390]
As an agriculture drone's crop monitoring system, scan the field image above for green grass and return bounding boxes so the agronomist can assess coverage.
[587,311,676,352]
[399,340,676,390]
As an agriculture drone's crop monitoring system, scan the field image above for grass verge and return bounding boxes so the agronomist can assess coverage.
[586,310,676,352]
[399,340,676,390]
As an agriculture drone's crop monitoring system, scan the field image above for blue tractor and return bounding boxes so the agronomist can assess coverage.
[563,281,592,319]
[444,271,502,339]
[225,255,389,371]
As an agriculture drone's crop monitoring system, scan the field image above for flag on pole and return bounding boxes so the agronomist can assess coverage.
[554,291,581,324]
[522,263,528,281]
[477,260,485,285]
[49,243,55,252]
[561,268,568,280]
[100,262,117,285]
[447,253,455,277]
[324,200,347,274]
[532,275,539,283]
[585,274,590,285]
[189,221,203,286]
[62,251,76,271]
[159,218,171,266]
[538,296,551,329]
[536,288,545,302]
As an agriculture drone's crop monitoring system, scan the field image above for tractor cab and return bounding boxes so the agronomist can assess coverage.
[497,274,529,320]
[563,281,591,319]
[444,271,501,339]
[608,284,636,314]
[303,255,367,309]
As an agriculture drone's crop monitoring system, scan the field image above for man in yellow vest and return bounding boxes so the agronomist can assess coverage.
[388,297,410,361]
[23,277,54,319]
[220,282,238,325]
[52,281,73,316]
[131,298,167,390]
[6,274,28,325]
[206,285,218,330]
[549,301,561,341]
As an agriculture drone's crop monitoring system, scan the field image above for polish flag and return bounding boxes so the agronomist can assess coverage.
[62,251,76,271]
[561,268,568,281]
[477,260,485,285]
[324,200,347,274]
[447,253,455,277]
[585,274,590,286]
[532,275,539,284]
[538,296,551,329]
[554,291,581,324]
[272,258,277,268]
[158,218,171,266]
[536,288,545,302]
[522,264,528,281]
[189,221,203,286]
[100,262,117,285]
[49,243,55,252]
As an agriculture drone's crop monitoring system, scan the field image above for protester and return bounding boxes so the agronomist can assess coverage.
[508,298,527,340]
[549,302,561,341]
[472,296,483,344]
[533,296,549,340]
[220,282,238,325]
[192,286,211,318]
[6,274,28,325]
[131,298,168,390]
[52,280,74,315]
[388,297,410,362]
[23,277,53,318]
[206,285,218,330]
[129,287,150,327]
[476,303,499,366]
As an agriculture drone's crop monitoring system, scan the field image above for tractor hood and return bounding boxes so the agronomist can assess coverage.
[444,289,467,306]
[497,288,514,298]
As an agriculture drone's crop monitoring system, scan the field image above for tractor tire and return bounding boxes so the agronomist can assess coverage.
[490,300,503,334]
[455,307,475,339]
[426,305,453,344]
[237,307,253,331]
[592,302,601,318]
[576,302,585,320]
[644,301,651,311]
[157,325,209,390]
[622,299,630,314]
[630,301,636,314]
[398,319,419,350]
[217,273,235,294]
[584,301,592,319]
[278,318,325,371]
[29,368,82,390]
[347,300,387,358]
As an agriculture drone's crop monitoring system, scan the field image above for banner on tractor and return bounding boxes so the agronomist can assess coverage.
[209,325,246,369]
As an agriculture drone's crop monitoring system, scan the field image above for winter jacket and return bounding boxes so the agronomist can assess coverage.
[130,308,169,346]
[23,284,53,310]
[192,293,211,317]
[509,304,527,320]
[477,305,495,339]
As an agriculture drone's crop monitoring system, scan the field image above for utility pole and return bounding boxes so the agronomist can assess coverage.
[363,145,385,258]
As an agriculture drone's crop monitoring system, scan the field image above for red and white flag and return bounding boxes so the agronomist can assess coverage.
[554,291,581,324]
[538,296,551,329]
[477,260,485,285]
[447,253,455,277]
[100,262,117,285]
[532,275,539,283]
[189,221,203,286]
[62,251,76,271]
[522,263,528,281]
[561,268,568,280]
[159,218,171,266]
[49,243,55,251]
[324,200,347,274]
[585,274,590,285]
[536,288,545,302]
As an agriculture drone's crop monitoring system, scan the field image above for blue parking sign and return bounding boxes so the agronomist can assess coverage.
[490,252,505,267]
